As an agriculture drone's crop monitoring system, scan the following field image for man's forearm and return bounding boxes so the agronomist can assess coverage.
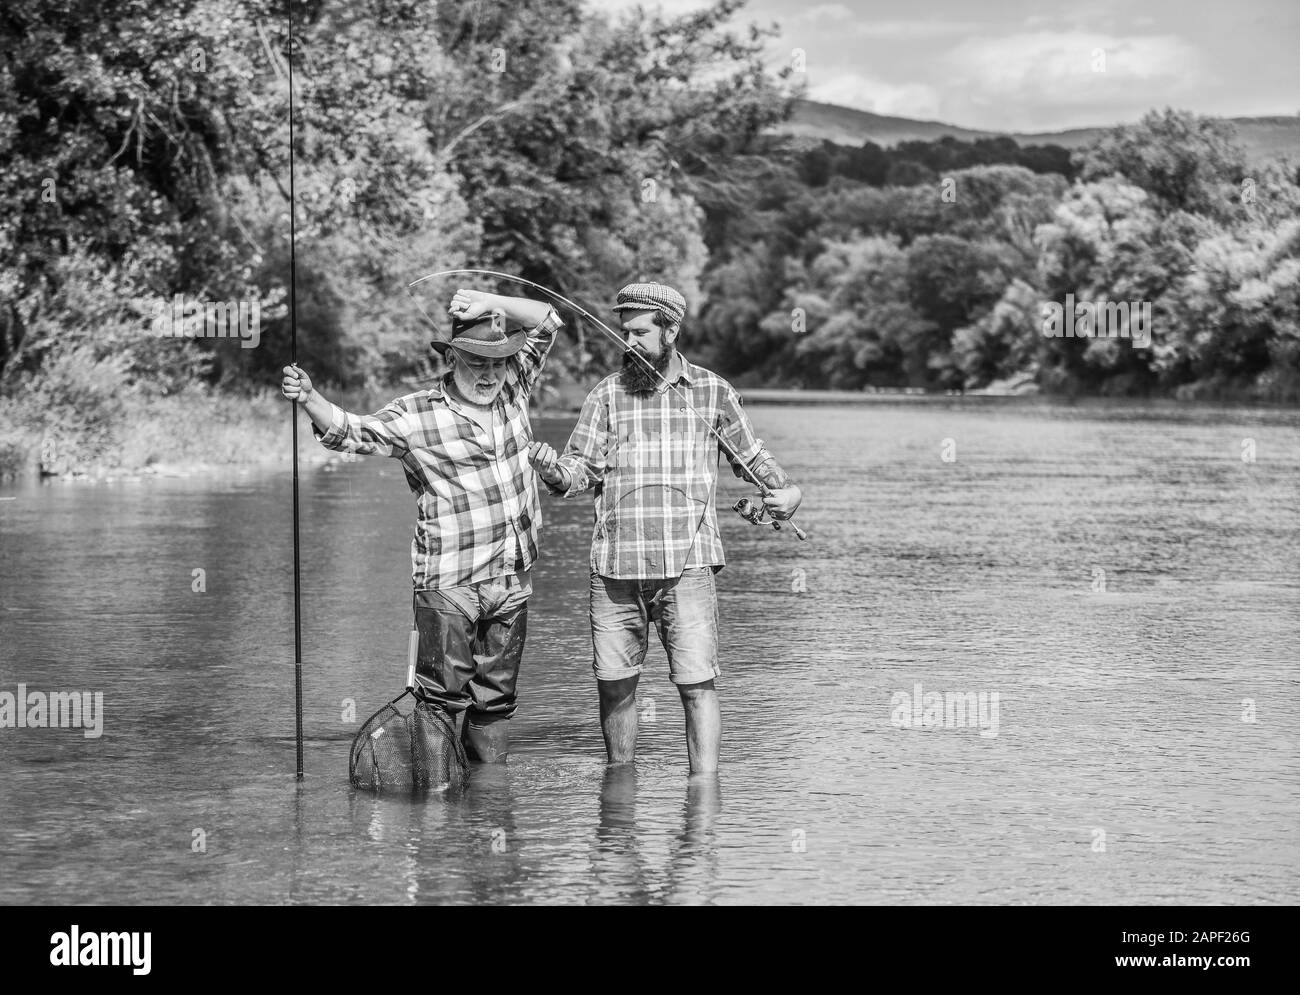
[550,456,598,497]
[741,447,792,490]
[545,461,576,495]
[298,388,335,435]
[482,294,552,328]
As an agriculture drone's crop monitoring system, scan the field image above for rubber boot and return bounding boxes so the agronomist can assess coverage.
[462,714,510,763]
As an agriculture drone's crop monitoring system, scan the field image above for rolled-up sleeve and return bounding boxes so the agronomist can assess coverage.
[313,397,415,458]
[552,384,610,497]
[714,388,792,487]
[717,386,763,469]
[507,307,563,401]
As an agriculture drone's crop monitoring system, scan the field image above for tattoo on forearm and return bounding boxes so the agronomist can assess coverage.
[749,454,790,489]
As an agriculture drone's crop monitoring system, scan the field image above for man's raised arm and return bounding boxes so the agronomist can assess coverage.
[447,289,561,397]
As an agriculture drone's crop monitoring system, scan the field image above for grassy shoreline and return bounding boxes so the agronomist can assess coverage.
[2,381,1296,483]
[0,383,590,483]
[0,387,301,482]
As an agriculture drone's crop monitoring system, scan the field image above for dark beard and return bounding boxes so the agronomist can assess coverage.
[619,343,672,394]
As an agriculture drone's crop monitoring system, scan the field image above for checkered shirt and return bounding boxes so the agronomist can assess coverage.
[551,353,770,579]
[313,308,562,589]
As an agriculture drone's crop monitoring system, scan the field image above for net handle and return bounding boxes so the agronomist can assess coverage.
[407,628,419,691]
[378,630,421,709]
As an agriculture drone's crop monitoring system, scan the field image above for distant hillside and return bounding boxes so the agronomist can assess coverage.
[778,99,1300,165]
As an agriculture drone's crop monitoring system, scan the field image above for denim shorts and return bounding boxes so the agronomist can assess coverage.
[589,567,720,685]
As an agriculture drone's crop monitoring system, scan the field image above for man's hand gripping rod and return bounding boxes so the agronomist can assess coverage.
[407,269,807,541]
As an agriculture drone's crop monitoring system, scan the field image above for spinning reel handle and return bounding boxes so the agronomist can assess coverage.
[734,497,809,541]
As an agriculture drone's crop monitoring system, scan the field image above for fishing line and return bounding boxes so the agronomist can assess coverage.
[406,268,807,539]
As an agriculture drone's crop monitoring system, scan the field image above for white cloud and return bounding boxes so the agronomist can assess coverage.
[808,72,945,121]
[944,32,1200,106]
[854,19,982,38]
[785,4,855,27]
[932,30,1206,129]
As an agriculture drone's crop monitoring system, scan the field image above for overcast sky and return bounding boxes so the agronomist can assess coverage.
[591,0,1299,132]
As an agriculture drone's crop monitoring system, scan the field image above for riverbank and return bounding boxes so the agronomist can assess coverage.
[738,387,1300,409]
[0,387,301,482]
[3,379,1296,483]
[0,381,590,483]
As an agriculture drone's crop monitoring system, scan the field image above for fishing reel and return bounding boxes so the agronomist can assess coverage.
[733,497,808,541]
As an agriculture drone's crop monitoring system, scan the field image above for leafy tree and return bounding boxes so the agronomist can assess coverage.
[430,0,791,380]
[0,0,284,389]
[904,235,1010,386]
[1076,108,1249,220]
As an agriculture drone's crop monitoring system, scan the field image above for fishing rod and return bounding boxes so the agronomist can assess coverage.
[406,268,807,540]
[287,1,304,779]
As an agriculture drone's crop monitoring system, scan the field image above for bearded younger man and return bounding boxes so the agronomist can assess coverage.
[282,289,560,763]
[527,283,802,773]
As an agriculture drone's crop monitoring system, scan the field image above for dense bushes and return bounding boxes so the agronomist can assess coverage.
[2,3,1298,479]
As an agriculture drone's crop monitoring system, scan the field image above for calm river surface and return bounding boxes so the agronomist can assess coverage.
[1,400,1297,904]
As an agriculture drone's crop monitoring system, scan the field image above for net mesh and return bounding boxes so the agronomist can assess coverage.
[349,692,468,793]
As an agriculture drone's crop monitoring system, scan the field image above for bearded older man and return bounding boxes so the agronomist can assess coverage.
[528,283,803,773]
[282,289,560,763]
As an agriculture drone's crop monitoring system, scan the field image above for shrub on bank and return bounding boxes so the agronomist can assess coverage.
[0,406,38,480]
[0,382,307,480]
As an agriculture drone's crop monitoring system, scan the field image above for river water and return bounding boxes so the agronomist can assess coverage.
[1,400,1297,904]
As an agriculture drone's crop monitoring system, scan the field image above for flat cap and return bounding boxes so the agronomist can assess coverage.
[611,282,687,326]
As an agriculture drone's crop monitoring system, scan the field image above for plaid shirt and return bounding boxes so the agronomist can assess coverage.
[313,308,562,590]
[551,353,774,579]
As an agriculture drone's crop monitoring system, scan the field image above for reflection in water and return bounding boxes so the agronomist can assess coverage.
[289,782,305,904]
[588,766,651,903]
[663,773,722,905]
[444,765,522,906]
[357,793,424,904]
[345,769,523,905]
[588,768,721,905]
